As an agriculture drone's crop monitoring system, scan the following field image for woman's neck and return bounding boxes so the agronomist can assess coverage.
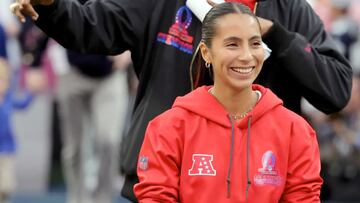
[209,86,258,119]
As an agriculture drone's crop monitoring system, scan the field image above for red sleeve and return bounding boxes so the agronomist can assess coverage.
[280,119,323,202]
[134,115,183,203]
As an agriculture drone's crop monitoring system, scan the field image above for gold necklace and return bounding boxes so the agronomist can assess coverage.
[230,110,251,120]
[208,88,261,120]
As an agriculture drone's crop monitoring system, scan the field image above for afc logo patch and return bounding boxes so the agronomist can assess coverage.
[188,154,216,176]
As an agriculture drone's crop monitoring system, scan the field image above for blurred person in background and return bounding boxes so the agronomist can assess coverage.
[311,0,360,72]
[10,0,353,201]
[328,0,358,59]
[16,12,132,203]
[310,0,333,31]
[56,49,130,203]
[348,0,360,25]
[0,28,44,203]
[0,0,22,73]
[347,0,360,75]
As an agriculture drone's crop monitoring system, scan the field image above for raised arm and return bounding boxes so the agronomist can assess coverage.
[12,0,155,55]
[261,0,352,114]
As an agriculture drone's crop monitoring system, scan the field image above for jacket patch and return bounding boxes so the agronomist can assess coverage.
[138,156,149,171]
[254,150,283,186]
[188,154,216,176]
[156,6,194,55]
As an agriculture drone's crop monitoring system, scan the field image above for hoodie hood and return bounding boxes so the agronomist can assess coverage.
[172,84,283,127]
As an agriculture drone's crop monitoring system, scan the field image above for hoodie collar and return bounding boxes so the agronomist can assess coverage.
[172,84,283,127]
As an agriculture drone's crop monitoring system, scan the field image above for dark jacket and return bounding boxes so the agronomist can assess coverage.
[66,50,113,78]
[33,0,352,201]
[0,24,6,58]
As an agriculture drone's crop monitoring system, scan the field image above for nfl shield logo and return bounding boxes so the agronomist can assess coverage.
[139,156,149,171]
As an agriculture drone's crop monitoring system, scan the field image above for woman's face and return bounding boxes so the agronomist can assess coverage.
[201,13,265,92]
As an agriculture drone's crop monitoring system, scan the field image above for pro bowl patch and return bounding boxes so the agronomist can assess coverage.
[156,6,194,54]
[254,150,283,186]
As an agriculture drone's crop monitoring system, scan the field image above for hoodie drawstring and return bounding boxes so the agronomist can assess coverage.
[227,115,235,198]
[245,116,252,199]
[226,115,252,200]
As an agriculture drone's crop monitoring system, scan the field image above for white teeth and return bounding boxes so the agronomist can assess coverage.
[232,67,253,73]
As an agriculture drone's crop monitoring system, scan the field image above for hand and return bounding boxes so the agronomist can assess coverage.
[112,51,133,71]
[257,17,273,36]
[26,69,47,93]
[207,0,217,7]
[10,0,54,23]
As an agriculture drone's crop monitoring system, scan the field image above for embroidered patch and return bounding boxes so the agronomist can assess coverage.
[254,150,283,186]
[188,154,216,176]
[138,156,149,171]
[156,6,194,54]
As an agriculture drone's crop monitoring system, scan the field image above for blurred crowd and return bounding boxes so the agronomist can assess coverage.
[305,0,360,201]
[1,0,360,202]
[0,0,136,203]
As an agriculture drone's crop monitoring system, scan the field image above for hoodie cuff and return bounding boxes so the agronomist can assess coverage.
[262,21,296,56]
[34,0,59,20]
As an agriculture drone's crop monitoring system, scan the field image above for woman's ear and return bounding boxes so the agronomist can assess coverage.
[199,42,211,64]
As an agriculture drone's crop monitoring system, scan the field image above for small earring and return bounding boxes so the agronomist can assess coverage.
[205,62,211,68]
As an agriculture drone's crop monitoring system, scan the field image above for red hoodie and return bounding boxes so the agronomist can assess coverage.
[134,85,323,203]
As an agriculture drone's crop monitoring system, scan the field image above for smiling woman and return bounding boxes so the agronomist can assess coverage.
[199,10,264,116]
[134,2,323,203]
